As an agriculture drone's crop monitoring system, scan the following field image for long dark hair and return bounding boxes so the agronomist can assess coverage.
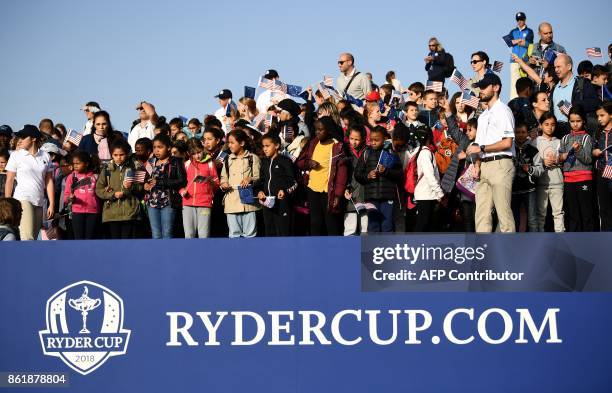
[227,129,254,153]
[92,110,115,134]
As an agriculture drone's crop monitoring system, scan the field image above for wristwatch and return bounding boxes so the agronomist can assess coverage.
[480,145,486,153]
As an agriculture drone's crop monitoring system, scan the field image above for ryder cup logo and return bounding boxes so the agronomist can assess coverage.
[39,281,131,375]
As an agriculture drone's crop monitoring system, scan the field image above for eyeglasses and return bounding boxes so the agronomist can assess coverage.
[471,59,483,64]
[338,60,347,65]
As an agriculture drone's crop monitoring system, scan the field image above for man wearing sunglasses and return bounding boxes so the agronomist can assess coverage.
[336,52,371,100]
[127,101,158,151]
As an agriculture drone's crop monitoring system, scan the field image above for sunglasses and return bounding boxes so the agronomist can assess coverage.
[471,59,483,64]
[338,60,347,65]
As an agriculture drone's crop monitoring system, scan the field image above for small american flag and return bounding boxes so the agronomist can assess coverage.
[602,164,612,180]
[461,90,480,108]
[258,77,275,90]
[65,129,83,146]
[426,80,443,93]
[272,79,287,93]
[133,170,147,183]
[586,47,602,58]
[450,69,470,91]
[318,83,331,99]
[125,170,147,184]
[323,75,334,87]
[492,60,504,73]
[558,100,572,116]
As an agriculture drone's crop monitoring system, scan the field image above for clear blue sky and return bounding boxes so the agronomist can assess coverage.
[0,0,610,133]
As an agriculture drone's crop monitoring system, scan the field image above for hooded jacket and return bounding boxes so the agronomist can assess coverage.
[180,155,219,208]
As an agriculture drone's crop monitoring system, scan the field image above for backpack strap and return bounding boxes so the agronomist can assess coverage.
[342,71,361,96]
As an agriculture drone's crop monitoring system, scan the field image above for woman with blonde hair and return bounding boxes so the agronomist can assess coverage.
[425,36,451,83]
[316,102,341,126]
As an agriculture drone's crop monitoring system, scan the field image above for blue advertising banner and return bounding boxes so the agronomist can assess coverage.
[1,235,611,392]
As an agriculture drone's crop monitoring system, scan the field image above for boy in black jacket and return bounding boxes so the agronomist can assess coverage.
[257,134,298,236]
[355,127,403,232]
[512,122,539,232]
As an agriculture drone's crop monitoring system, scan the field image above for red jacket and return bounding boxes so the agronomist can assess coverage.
[180,159,219,208]
[296,138,348,213]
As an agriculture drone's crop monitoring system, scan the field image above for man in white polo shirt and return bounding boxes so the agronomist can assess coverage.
[128,101,158,151]
[466,74,516,232]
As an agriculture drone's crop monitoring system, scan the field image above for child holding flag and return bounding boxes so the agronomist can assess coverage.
[592,103,612,230]
[558,107,593,231]
[64,151,99,239]
[344,124,368,235]
[180,139,219,238]
[355,127,403,232]
[95,140,144,239]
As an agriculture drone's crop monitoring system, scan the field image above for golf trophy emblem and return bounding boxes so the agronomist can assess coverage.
[39,281,131,375]
[68,286,101,334]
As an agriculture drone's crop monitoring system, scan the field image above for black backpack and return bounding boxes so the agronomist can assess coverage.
[443,52,455,78]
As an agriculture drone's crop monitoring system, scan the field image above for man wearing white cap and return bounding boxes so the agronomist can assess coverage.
[80,101,100,135]
[128,101,158,151]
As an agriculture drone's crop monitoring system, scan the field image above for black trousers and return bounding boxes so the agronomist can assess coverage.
[262,199,292,237]
[107,220,137,239]
[596,172,612,231]
[461,201,476,232]
[307,189,342,236]
[414,200,437,232]
[564,181,594,232]
[71,213,97,240]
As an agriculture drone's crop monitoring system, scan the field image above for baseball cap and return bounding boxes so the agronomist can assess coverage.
[40,142,66,156]
[81,101,100,112]
[14,124,42,139]
[263,69,279,79]
[0,125,13,137]
[515,12,526,21]
[215,89,232,100]
[472,73,502,89]
[365,91,381,102]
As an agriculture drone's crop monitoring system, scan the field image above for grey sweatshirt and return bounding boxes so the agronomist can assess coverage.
[531,136,564,188]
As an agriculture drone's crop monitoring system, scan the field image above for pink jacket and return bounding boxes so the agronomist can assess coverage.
[180,159,219,208]
[64,171,100,214]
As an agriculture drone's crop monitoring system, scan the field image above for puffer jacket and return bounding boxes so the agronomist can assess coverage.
[95,159,144,222]
[354,147,403,201]
[180,156,219,208]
